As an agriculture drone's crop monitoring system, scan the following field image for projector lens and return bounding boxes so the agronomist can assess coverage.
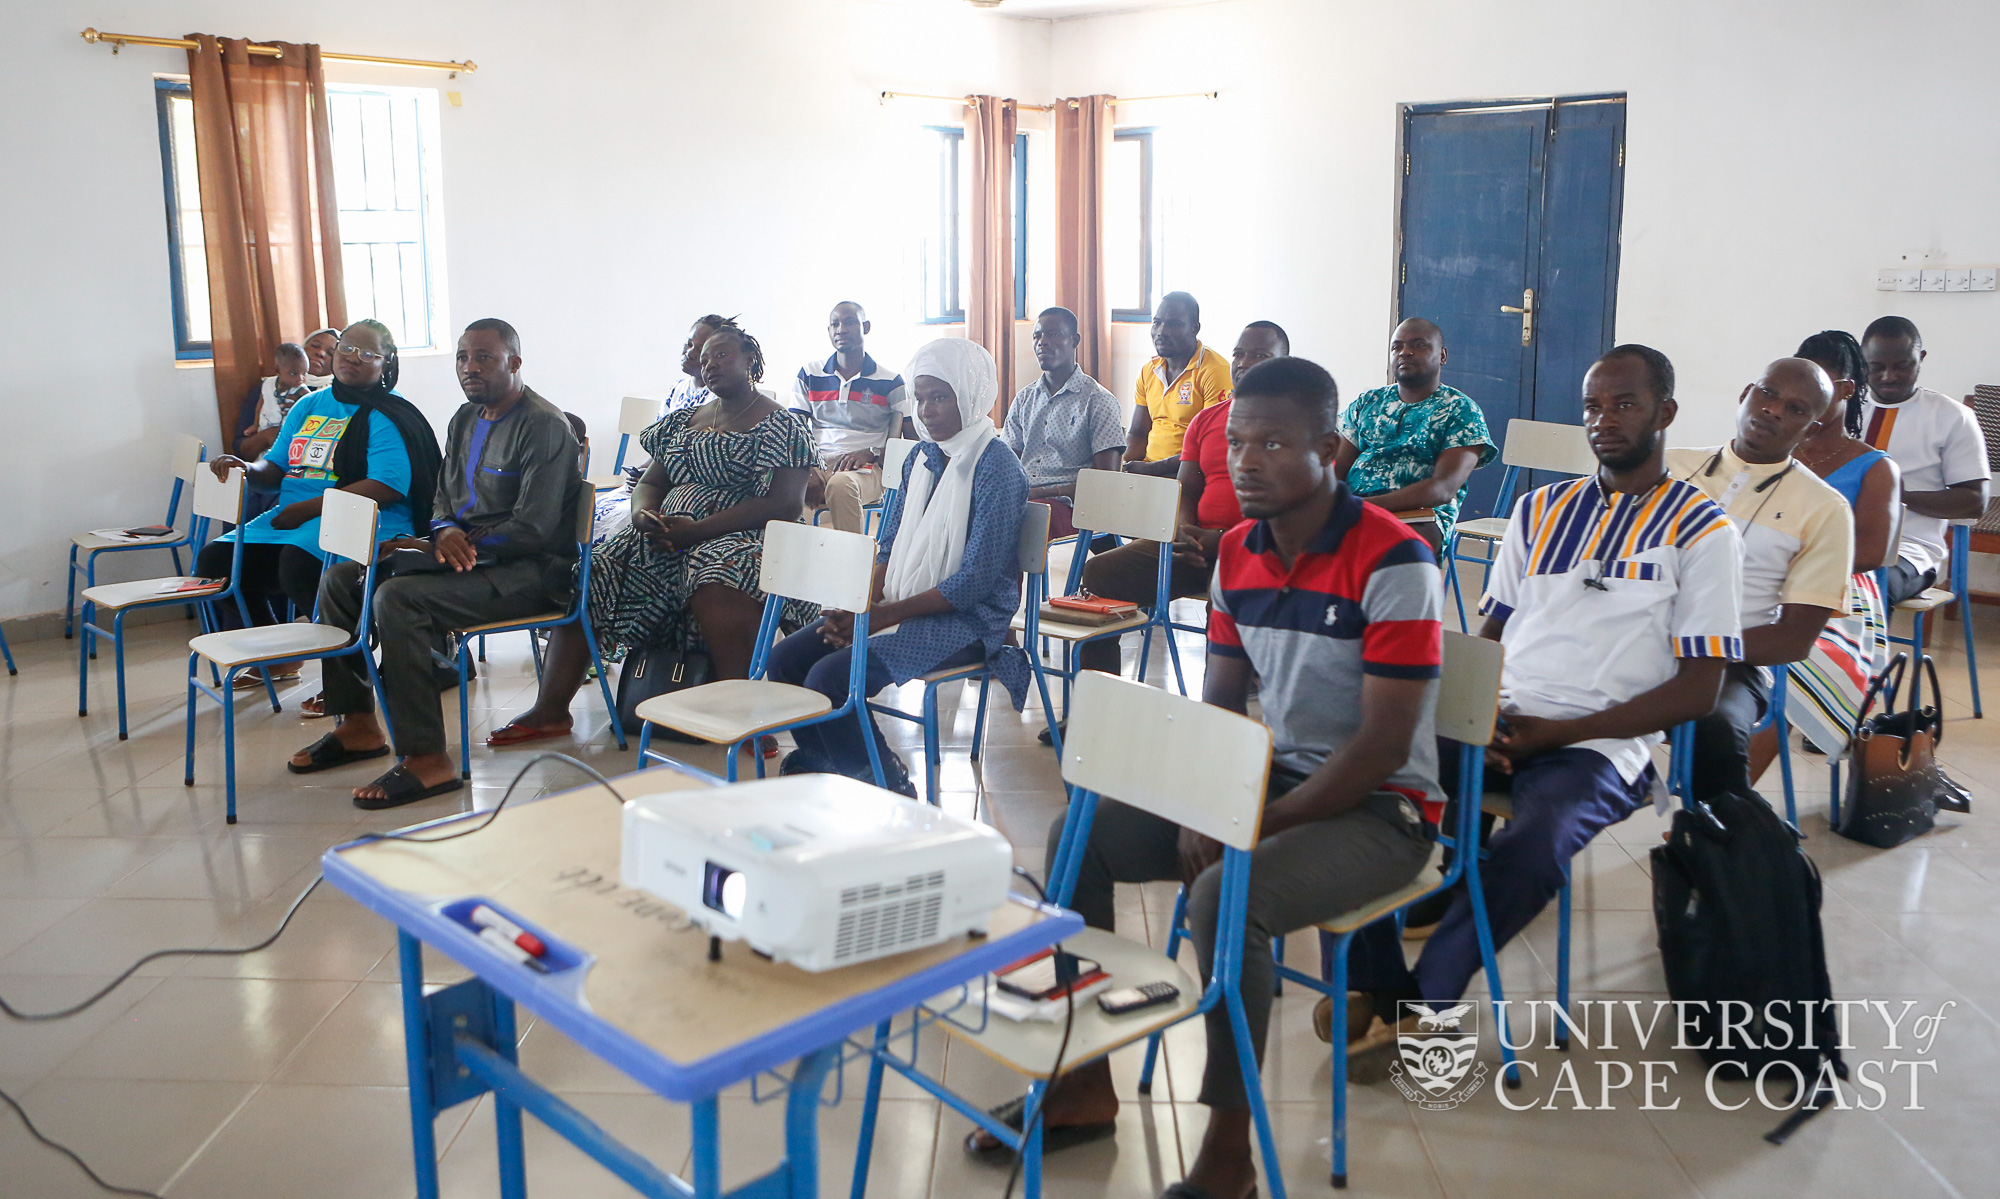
[702,862,746,920]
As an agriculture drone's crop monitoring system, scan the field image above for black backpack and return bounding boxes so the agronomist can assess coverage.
[1651,788,1846,1141]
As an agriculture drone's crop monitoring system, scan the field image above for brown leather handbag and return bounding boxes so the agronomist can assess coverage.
[1838,653,1966,847]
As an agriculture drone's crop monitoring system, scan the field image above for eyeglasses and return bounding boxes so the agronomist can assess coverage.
[335,343,387,363]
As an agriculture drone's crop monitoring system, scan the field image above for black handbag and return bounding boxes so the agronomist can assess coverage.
[1838,652,1967,848]
[614,643,710,741]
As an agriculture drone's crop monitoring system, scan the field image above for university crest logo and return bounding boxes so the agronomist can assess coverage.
[1389,1001,1487,1109]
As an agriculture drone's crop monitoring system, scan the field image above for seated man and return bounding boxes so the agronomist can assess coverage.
[1068,321,1286,686]
[1859,315,1991,604]
[1335,317,1494,553]
[1339,345,1742,1067]
[234,342,315,461]
[973,357,1438,1199]
[288,318,583,809]
[791,301,914,532]
[1001,306,1125,538]
[1667,358,1852,800]
[1122,290,1232,477]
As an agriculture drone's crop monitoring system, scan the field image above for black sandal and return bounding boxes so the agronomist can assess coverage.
[1161,1184,1257,1199]
[287,732,391,775]
[353,764,464,810]
[962,1093,1116,1164]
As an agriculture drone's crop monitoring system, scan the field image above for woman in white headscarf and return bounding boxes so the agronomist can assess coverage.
[768,338,1031,795]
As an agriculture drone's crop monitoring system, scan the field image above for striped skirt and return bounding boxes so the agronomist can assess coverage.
[1785,571,1888,759]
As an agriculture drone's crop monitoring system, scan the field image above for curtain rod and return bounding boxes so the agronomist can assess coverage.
[880,90,1218,111]
[80,28,476,74]
[879,91,1051,113]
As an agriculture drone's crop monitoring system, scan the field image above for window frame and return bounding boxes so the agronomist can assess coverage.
[326,82,450,353]
[154,79,210,360]
[1110,127,1156,324]
[1013,131,1029,321]
[921,124,965,325]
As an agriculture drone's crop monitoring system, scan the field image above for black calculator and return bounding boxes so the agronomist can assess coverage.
[1096,981,1179,1016]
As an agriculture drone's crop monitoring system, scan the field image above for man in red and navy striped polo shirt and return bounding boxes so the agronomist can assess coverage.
[975,357,1440,1199]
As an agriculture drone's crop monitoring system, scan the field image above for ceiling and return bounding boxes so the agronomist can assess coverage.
[975,0,1222,20]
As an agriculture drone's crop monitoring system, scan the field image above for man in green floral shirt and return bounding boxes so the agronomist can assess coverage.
[1336,317,1496,550]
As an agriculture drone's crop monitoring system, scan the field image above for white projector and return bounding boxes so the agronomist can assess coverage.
[619,773,1016,971]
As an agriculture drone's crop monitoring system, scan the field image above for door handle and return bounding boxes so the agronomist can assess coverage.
[1499,288,1534,346]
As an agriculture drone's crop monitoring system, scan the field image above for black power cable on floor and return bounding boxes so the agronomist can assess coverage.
[0,752,630,1194]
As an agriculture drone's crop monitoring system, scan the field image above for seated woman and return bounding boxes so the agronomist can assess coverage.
[1752,329,1900,777]
[768,337,1030,796]
[201,318,442,683]
[491,321,814,744]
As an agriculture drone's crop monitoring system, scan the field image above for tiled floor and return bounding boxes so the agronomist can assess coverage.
[1,606,1996,1198]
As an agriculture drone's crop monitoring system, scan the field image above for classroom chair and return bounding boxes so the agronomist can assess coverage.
[585,395,664,492]
[1014,468,1187,713]
[185,489,391,824]
[1880,528,1981,718]
[849,669,1289,1199]
[1443,419,1594,630]
[1755,671,1802,829]
[634,520,885,785]
[1472,719,1697,1068]
[65,434,205,644]
[78,466,273,740]
[1182,634,1509,1189]
[867,500,1064,803]
[437,487,626,779]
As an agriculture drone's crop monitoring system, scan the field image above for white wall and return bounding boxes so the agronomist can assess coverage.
[0,0,1050,626]
[1052,0,2000,447]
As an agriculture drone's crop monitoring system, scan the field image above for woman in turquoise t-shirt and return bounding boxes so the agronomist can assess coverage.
[200,320,443,638]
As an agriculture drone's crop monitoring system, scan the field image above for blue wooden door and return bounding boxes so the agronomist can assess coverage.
[1398,96,1625,520]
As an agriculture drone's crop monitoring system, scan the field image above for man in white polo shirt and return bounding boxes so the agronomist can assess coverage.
[790,300,916,533]
[1861,316,1990,605]
[1340,344,1742,1070]
[1667,358,1854,800]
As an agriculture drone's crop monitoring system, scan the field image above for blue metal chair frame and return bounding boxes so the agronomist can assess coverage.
[637,597,885,787]
[1043,523,1187,708]
[1440,460,1531,633]
[848,779,1289,1199]
[184,505,394,824]
[65,449,202,646]
[1754,671,1801,829]
[1259,743,1518,1187]
[0,627,13,676]
[1879,527,1982,717]
[436,521,626,780]
[80,483,275,740]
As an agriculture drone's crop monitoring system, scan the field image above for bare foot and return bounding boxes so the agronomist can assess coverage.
[353,752,457,802]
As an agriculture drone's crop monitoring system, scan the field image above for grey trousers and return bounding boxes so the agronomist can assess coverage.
[1044,771,1431,1108]
[318,557,561,757]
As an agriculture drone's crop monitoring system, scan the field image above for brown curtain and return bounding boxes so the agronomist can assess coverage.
[965,95,1019,420]
[186,35,347,444]
[1054,95,1112,385]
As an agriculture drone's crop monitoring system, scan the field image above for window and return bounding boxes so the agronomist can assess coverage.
[920,126,966,323]
[1107,128,1155,322]
[327,84,448,351]
[155,80,209,359]
[153,79,448,358]
[917,125,1030,325]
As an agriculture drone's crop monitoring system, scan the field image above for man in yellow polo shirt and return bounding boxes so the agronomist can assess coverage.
[1123,290,1233,477]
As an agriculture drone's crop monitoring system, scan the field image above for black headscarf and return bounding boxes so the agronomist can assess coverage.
[328,343,443,530]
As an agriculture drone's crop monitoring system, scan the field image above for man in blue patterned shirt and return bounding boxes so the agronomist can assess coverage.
[1336,318,1495,550]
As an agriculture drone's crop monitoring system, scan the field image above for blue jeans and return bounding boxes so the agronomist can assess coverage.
[1346,743,1653,1003]
[765,620,982,779]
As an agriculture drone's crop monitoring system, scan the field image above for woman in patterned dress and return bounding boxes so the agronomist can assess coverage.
[489,321,816,745]
[1751,329,1900,777]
